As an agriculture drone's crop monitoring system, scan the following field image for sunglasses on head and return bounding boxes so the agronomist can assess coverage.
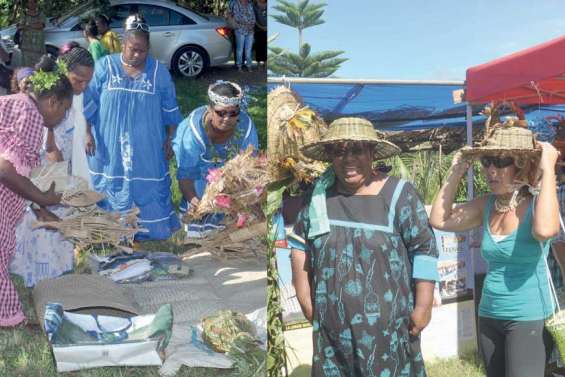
[213,108,240,118]
[126,21,150,33]
[480,155,515,168]
[328,143,369,158]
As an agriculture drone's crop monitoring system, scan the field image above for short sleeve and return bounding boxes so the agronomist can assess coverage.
[288,208,309,252]
[0,100,43,176]
[172,113,204,181]
[83,56,108,127]
[158,65,183,127]
[396,182,439,281]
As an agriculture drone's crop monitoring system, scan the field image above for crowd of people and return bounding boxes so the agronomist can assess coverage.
[0,13,261,328]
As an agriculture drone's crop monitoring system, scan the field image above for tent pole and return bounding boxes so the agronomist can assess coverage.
[466,103,474,200]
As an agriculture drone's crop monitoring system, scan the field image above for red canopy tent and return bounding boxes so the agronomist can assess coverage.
[462,35,565,200]
[465,35,565,105]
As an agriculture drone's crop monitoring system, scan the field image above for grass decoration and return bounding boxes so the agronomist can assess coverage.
[33,206,146,250]
[185,146,268,228]
[227,335,266,377]
[28,61,68,94]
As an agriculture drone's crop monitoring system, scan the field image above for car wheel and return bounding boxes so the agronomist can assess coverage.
[46,45,59,58]
[172,46,208,78]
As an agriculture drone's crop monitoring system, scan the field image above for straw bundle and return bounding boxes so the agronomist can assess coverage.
[182,222,266,260]
[185,147,268,227]
[267,86,328,182]
[33,207,147,249]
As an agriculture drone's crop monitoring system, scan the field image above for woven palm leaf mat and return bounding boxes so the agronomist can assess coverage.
[32,251,266,373]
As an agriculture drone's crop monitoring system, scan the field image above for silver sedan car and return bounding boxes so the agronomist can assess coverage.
[0,0,233,78]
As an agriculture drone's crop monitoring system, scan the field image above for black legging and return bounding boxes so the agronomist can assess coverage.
[479,316,553,377]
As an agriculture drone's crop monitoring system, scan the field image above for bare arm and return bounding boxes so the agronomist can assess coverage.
[533,142,560,241]
[164,125,177,161]
[0,158,61,206]
[178,178,198,207]
[291,249,313,323]
[0,43,8,63]
[44,129,63,162]
[85,122,95,156]
[410,279,435,336]
[430,152,485,232]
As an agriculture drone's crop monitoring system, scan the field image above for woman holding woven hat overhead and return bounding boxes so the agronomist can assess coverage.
[288,117,439,376]
[430,108,560,377]
[173,81,258,238]
[0,55,72,327]
[83,14,182,240]
[10,44,94,288]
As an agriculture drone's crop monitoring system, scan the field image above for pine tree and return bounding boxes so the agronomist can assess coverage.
[269,0,347,77]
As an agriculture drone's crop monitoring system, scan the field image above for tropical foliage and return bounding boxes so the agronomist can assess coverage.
[268,0,347,77]
[0,0,230,28]
[385,151,489,205]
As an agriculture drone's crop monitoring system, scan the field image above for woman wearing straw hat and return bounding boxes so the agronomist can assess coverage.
[430,109,561,377]
[289,117,439,376]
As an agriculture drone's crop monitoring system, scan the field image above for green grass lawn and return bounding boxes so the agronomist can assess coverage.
[0,72,267,377]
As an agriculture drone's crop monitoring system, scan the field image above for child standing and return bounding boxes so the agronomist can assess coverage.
[0,55,73,327]
[95,14,122,54]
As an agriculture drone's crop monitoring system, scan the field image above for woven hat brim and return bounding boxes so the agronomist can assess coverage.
[460,146,541,158]
[301,136,401,162]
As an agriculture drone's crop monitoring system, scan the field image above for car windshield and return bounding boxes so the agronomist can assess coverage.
[55,0,95,25]
[175,3,209,20]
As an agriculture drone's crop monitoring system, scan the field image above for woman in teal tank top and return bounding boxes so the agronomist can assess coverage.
[429,118,561,377]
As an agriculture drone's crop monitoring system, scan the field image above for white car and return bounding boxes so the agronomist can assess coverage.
[0,0,233,78]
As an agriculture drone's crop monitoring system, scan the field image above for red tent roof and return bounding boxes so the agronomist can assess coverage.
[465,35,565,105]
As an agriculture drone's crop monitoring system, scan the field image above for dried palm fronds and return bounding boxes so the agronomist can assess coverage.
[182,223,266,260]
[33,207,147,249]
[61,187,106,207]
[184,147,268,228]
[267,86,328,183]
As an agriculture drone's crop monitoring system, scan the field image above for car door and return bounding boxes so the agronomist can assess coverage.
[136,4,180,66]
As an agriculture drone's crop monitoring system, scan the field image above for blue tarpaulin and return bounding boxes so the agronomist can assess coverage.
[267,78,565,136]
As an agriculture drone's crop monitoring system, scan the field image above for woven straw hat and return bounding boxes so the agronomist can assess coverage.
[460,105,541,159]
[301,117,401,162]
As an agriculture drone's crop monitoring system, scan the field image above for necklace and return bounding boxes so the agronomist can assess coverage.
[494,191,525,213]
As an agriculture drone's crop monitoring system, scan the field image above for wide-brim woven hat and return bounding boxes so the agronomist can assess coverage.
[300,117,401,162]
[460,118,541,159]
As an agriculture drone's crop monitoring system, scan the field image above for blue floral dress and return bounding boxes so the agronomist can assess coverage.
[291,177,439,377]
[83,54,182,240]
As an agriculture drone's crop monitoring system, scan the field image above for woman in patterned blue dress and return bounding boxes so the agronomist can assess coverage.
[83,15,182,240]
[173,81,258,238]
[289,118,439,377]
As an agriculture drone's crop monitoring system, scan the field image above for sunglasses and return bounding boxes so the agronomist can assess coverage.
[328,144,369,158]
[480,156,515,169]
[214,108,240,118]
[126,21,150,33]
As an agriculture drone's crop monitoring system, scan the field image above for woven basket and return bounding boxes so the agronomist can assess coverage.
[461,103,541,159]
[267,86,328,182]
[546,311,565,360]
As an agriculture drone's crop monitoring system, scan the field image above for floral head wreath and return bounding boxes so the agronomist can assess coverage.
[208,80,244,107]
[28,60,68,94]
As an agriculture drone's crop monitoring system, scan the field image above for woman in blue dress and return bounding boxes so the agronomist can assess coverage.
[83,15,182,240]
[290,118,439,377]
[173,81,258,238]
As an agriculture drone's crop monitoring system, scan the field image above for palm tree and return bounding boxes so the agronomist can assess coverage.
[271,0,326,50]
[269,0,347,78]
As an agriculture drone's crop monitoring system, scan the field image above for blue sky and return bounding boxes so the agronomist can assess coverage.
[268,0,564,80]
